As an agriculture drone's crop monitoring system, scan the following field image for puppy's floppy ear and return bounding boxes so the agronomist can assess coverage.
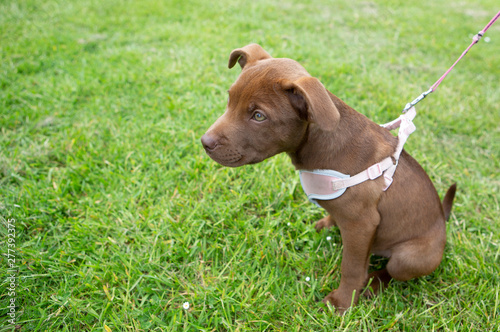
[282,77,340,131]
[228,43,272,69]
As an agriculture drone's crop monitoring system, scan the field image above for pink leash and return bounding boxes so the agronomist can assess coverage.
[402,10,500,113]
[379,10,500,189]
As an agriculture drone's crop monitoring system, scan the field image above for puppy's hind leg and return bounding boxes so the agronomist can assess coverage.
[386,227,446,282]
[363,269,392,298]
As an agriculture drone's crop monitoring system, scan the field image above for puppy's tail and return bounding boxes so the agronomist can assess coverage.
[442,183,457,221]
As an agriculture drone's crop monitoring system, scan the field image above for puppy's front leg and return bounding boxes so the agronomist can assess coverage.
[322,216,379,313]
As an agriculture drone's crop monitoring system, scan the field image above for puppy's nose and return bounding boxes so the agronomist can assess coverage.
[201,134,218,151]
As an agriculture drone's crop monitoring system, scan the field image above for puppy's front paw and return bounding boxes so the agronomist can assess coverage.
[314,215,336,232]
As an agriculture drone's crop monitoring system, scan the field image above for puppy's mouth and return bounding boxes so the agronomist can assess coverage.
[204,148,244,167]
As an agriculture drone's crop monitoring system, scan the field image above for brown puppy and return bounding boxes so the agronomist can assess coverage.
[201,44,456,312]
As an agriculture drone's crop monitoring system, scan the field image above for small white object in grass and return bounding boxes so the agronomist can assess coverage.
[305,277,310,282]
[326,236,332,241]
[287,222,291,226]
[484,36,491,43]
[183,302,190,310]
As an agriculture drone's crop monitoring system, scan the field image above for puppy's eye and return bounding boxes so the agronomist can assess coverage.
[252,112,267,122]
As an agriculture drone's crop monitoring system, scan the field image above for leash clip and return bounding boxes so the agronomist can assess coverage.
[402,88,433,113]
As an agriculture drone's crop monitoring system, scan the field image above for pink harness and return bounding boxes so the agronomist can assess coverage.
[300,10,499,205]
[300,107,415,206]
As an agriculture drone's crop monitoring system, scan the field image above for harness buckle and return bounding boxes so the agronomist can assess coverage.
[367,163,383,180]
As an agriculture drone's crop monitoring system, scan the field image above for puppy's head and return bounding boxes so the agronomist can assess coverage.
[201,44,340,167]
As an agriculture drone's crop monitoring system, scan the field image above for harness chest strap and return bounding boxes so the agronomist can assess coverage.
[299,107,416,205]
[299,157,394,206]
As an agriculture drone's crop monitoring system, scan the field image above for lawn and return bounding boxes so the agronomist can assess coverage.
[1,0,499,331]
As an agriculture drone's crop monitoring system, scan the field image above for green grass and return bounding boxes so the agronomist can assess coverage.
[1,0,499,330]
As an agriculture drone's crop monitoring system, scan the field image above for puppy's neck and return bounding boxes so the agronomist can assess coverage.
[288,93,396,174]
